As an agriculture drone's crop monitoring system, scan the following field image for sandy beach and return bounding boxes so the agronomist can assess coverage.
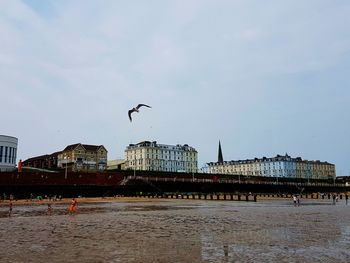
[1,197,349,263]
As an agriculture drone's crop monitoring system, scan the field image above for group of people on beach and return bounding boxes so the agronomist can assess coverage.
[292,193,349,206]
[7,198,78,217]
[5,193,349,217]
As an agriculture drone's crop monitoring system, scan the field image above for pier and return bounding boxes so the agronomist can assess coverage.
[0,170,348,199]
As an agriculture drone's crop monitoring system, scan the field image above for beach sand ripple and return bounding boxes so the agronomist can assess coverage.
[0,198,349,263]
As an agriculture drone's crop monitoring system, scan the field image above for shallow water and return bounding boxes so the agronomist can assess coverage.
[0,199,349,263]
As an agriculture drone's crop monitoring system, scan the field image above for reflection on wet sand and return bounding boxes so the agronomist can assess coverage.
[0,199,349,263]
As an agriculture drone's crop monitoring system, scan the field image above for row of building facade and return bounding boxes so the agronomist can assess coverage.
[207,154,336,180]
[21,141,198,173]
[23,143,108,172]
[0,134,336,179]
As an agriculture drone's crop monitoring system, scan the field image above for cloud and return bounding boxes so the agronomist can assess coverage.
[1,0,350,174]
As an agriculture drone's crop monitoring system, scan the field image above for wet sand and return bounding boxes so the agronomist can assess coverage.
[0,198,349,263]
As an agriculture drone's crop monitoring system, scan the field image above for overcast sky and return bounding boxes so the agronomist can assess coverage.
[1,0,350,175]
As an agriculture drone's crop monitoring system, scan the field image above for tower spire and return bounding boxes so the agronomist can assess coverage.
[218,140,223,163]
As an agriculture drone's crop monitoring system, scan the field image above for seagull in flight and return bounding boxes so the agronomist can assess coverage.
[128,104,151,122]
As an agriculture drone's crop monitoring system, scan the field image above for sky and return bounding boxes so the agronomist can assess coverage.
[1,0,350,175]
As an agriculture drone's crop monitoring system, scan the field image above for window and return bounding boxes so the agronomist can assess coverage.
[9,147,13,164]
[5,147,8,163]
[13,148,16,164]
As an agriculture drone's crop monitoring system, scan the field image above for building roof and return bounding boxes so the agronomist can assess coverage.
[207,154,334,166]
[127,141,197,152]
[23,151,62,163]
[23,154,50,163]
[63,143,107,152]
[0,135,18,140]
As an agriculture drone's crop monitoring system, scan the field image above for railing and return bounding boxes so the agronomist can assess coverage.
[124,175,347,188]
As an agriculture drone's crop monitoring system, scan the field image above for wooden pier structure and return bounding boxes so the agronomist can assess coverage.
[0,170,349,199]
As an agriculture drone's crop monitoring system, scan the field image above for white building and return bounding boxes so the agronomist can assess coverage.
[0,135,18,172]
[125,141,198,173]
[207,154,335,180]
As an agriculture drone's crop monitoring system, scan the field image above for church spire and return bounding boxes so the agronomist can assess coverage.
[218,140,223,163]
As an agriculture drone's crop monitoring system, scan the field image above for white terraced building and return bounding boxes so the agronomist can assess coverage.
[0,135,18,172]
[125,141,198,173]
[207,154,336,180]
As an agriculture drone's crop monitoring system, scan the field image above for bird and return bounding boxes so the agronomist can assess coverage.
[128,104,151,122]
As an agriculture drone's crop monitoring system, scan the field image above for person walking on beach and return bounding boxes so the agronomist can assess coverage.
[47,203,52,215]
[297,196,300,206]
[332,194,336,205]
[8,201,13,217]
[346,194,348,205]
[293,195,297,206]
[68,198,77,214]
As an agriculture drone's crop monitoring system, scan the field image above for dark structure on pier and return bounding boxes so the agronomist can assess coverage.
[0,169,348,199]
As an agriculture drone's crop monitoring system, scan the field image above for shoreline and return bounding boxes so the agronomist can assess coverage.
[0,196,156,206]
[0,194,346,206]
